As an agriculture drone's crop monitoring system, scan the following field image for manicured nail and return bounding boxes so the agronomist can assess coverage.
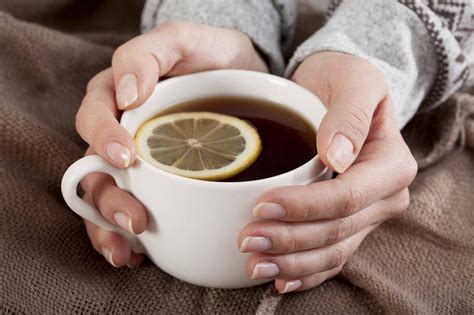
[240,236,272,252]
[116,73,138,109]
[127,263,139,268]
[326,134,354,173]
[101,247,119,267]
[106,141,130,168]
[251,262,279,279]
[280,280,302,294]
[114,212,135,234]
[253,203,286,219]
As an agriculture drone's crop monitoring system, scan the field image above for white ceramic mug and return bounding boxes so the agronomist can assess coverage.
[61,70,330,289]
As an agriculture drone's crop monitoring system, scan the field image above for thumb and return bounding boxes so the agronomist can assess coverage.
[316,78,388,173]
[111,22,184,110]
[112,21,268,111]
[291,52,389,173]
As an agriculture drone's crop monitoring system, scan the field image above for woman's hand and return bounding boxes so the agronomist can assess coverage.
[75,21,268,267]
[238,52,418,293]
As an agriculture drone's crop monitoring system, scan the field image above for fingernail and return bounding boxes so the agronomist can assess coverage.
[240,236,272,252]
[114,212,135,234]
[106,141,131,167]
[280,280,302,294]
[326,134,354,173]
[127,263,139,268]
[253,203,286,219]
[101,247,119,267]
[251,262,279,279]
[116,73,138,109]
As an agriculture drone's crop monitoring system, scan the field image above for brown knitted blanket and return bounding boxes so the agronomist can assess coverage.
[1,1,473,313]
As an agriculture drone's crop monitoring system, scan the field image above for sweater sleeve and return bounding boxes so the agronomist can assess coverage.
[141,0,297,75]
[286,0,473,128]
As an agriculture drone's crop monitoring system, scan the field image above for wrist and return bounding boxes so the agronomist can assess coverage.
[286,0,437,129]
[293,52,388,104]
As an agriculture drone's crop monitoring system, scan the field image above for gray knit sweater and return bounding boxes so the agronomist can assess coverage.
[141,0,473,128]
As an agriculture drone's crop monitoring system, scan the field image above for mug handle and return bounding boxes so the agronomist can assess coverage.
[61,155,144,253]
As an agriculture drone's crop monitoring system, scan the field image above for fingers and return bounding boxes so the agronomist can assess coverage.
[315,77,387,173]
[275,264,343,293]
[111,22,182,110]
[127,251,145,268]
[239,189,409,254]
[75,69,136,168]
[247,223,377,281]
[112,21,268,110]
[82,175,148,234]
[292,52,388,173]
[83,194,145,267]
[81,148,148,234]
[253,120,417,222]
[81,149,147,267]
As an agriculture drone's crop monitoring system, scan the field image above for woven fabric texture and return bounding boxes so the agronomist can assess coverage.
[1,1,473,313]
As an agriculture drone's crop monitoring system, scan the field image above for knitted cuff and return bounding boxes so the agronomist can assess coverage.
[141,0,297,75]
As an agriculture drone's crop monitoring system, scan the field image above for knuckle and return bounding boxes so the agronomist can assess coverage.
[89,123,110,151]
[278,255,301,278]
[387,189,410,217]
[326,217,353,246]
[384,201,402,219]
[327,244,347,270]
[88,224,108,248]
[75,106,85,135]
[80,172,102,194]
[345,187,364,216]
[280,224,298,253]
[263,188,295,218]
[297,202,313,222]
[340,106,371,141]
[112,44,128,65]
[263,189,287,210]
[404,154,418,185]
[400,188,411,210]
[86,80,96,93]
[337,179,364,217]
[75,97,92,137]
[394,142,418,187]
[300,185,319,220]
[277,185,316,221]
[95,184,115,208]
[86,73,105,93]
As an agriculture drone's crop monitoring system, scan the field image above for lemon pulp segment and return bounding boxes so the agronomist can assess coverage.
[135,112,261,180]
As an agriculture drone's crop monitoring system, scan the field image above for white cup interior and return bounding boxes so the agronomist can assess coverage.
[120,70,327,183]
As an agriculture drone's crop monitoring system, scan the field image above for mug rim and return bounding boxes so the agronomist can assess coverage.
[121,69,327,186]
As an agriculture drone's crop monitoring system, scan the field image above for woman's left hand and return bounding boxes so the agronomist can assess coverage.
[238,52,418,293]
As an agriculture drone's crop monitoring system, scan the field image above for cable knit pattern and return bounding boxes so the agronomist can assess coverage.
[142,0,472,129]
[309,0,473,126]
[397,0,474,108]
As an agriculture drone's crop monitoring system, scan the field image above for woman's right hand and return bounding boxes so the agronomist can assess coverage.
[75,21,269,267]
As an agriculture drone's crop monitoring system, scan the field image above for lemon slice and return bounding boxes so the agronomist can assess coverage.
[135,112,261,180]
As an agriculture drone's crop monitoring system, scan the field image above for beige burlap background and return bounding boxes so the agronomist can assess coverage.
[1,1,473,313]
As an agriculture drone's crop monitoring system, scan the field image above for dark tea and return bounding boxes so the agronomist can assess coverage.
[157,96,317,182]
